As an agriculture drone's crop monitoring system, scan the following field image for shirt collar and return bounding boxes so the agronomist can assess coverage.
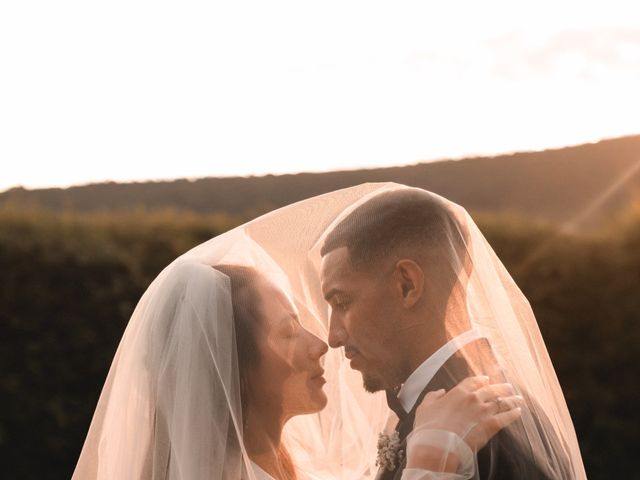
[396,327,484,413]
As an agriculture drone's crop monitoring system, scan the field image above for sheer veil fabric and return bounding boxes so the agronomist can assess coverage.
[72,183,586,479]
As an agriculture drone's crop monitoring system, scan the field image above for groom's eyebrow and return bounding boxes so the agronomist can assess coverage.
[323,288,340,302]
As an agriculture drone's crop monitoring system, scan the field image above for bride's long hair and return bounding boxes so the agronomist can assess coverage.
[215,264,297,480]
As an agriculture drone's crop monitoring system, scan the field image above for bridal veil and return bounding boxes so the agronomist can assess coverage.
[72,183,586,479]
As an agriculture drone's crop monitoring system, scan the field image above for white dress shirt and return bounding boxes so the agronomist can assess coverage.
[398,328,485,480]
[397,328,485,413]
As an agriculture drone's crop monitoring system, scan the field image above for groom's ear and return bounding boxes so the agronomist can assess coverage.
[393,259,424,308]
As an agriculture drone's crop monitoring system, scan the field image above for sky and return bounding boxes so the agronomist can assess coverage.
[1,1,639,192]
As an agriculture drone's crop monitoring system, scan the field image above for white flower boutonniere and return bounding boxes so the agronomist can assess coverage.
[376,431,404,471]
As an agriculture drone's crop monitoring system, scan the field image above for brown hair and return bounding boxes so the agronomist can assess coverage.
[213,264,264,414]
[213,264,297,480]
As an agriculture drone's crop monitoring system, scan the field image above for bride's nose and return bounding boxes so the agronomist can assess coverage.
[308,335,329,359]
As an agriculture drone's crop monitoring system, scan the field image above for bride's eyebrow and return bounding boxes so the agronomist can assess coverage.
[279,312,300,324]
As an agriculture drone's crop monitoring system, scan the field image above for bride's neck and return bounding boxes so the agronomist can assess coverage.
[244,407,284,450]
[244,404,289,477]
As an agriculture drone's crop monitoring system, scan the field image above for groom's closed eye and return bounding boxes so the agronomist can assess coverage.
[334,300,349,312]
[330,296,351,312]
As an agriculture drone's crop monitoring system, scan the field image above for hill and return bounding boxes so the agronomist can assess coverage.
[3,135,640,229]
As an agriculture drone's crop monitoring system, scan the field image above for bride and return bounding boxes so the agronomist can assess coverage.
[71,183,585,479]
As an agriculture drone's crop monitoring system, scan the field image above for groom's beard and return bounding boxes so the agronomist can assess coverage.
[362,362,405,393]
[362,373,384,393]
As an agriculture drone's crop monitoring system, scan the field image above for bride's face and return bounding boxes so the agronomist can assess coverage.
[248,280,329,418]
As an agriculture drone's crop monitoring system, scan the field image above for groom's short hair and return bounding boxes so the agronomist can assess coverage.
[320,188,469,272]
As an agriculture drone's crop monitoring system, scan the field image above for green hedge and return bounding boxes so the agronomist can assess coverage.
[1,207,638,479]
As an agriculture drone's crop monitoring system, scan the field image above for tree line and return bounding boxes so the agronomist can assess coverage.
[1,206,638,479]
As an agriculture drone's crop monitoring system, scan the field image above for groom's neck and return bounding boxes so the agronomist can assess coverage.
[400,306,471,382]
[402,329,448,382]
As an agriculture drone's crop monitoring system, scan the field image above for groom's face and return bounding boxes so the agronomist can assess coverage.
[321,247,403,392]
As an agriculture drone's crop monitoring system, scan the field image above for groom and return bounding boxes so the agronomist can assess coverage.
[319,188,572,479]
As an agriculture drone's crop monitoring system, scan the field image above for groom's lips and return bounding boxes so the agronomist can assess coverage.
[344,347,359,360]
[345,347,364,370]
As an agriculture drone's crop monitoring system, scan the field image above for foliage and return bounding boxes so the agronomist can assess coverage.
[479,211,640,479]
[1,206,638,479]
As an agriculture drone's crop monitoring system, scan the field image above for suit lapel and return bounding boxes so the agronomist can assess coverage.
[377,338,498,480]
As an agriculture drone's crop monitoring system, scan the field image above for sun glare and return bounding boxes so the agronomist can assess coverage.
[0,0,639,191]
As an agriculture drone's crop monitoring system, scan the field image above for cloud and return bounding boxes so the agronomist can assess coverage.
[488,28,640,80]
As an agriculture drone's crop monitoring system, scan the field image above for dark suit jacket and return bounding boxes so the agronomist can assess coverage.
[376,340,574,480]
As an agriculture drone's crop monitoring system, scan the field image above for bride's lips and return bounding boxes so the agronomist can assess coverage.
[310,368,326,384]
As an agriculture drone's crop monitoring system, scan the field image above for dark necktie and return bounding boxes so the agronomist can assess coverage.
[379,389,415,480]
[379,355,476,479]
[385,388,415,441]
[385,388,407,421]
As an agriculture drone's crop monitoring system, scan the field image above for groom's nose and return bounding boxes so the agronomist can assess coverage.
[328,315,347,349]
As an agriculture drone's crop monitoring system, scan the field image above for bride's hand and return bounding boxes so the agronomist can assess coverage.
[404,376,524,474]
[415,375,524,451]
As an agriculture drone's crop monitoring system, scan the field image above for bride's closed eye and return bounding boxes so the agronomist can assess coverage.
[279,316,301,339]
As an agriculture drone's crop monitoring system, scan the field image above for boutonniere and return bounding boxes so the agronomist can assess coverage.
[376,431,404,471]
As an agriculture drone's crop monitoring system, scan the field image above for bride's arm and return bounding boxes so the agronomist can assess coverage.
[401,376,523,480]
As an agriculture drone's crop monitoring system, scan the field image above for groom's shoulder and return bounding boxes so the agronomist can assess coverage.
[477,389,574,480]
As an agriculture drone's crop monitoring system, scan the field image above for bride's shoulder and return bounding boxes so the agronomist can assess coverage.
[248,461,276,480]
[247,461,310,480]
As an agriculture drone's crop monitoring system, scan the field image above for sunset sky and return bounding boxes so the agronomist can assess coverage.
[1,0,639,192]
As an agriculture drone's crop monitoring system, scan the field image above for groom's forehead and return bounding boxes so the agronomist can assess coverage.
[320,247,378,299]
[320,247,354,287]
[321,246,350,273]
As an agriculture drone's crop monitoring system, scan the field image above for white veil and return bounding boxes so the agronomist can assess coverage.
[73,182,585,479]
[72,260,252,478]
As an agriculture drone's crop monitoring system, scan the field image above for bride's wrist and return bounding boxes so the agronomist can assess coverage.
[406,444,460,472]
[405,429,472,474]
